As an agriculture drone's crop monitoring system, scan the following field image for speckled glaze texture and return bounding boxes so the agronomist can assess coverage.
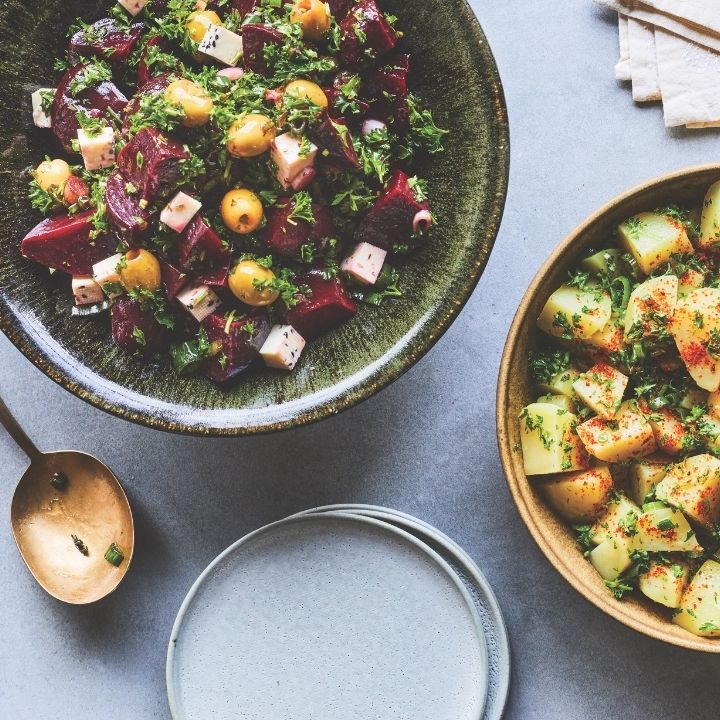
[0,0,509,436]
[497,165,720,653]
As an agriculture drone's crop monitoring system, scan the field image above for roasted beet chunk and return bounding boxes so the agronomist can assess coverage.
[160,259,189,300]
[263,200,334,259]
[69,18,145,70]
[362,54,410,126]
[340,0,397,68]
[354,170,429,251]
[105,170,150,247]
[52,65,128,151]
[328,0,357,21]
[111,297,170,356]
[20,210,114,275]
[242,24,284,75]
[231,0,260,17]
[178,215,231,272]
[122,74,172,133]
[202,311,271,382]
[117,127,189,201]
[309,113,360,170]
[282,271,357,340]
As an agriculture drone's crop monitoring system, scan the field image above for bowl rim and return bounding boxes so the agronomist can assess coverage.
[0,0,510,437]
[496,163,720,653]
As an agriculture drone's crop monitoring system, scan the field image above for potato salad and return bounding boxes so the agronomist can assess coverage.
[520,182,720,638]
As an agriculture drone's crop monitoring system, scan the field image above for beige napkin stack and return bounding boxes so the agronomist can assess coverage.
[596,0,720,128]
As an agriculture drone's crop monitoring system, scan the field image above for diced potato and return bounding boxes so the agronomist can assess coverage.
[637,400,689,456]
[537,284,612,341]
[708,389,720,419]
[674,560,720,637]
[699,180,720,252]
[536,394,576,414]
[590,494,641,545]
[576,409,656,463]
[536,366,582,397]
[590,535,634,581]
[636,505,702,553]
[680,388,708,411]
[670,287,720,392]
[618,211,693,275]
[628,456,670,505]
[655,453,720,528]
[623,275,678,340]
[639,561,689,609]
[573,363,628,420]
[519,403,589,476]
[678,268,705,297]
[581,321,624,360]
[540,465,614,523]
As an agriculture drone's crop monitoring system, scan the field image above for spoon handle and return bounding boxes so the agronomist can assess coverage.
[0,395,41,461]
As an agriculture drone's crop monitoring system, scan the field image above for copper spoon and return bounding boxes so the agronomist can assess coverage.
[0,395,134,604]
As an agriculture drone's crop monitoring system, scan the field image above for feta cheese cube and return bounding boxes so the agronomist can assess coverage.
[160,192,203,233]
[71,275,104,306]
[118,0,147,16]
[340,243,387,285]
[271,132,318,189]
[199,25,244,66]
[31,88,54,128]
[260,325,306,371]
[77,126,116,171]
[176,284,221,322]
[92,253,124,298]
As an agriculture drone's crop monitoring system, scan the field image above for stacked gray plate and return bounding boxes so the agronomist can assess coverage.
[167,505,510,720]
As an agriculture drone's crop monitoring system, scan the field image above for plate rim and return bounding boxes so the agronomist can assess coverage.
[0,0,510,437]
[166,512,490,720]
[293,504,511,720]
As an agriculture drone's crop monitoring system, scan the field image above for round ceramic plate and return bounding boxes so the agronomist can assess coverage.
[295,505,511,720]
[0,0,508,436]
[167,514,489,720]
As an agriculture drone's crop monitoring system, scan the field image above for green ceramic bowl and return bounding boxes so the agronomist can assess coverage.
[0,0,508,436]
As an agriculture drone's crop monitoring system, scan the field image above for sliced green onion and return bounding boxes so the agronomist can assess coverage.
[643,501,667,512]
[50,471,69,490]
[612,276,632,311]
[71,534,89,556]
[104,543,124,567]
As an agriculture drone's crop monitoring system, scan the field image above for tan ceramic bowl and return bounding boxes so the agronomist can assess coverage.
[497,164,720,653]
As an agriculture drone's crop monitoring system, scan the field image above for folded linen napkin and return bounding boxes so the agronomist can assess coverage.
[654,28,720,126]
[628,18,661,101]
[596,0,720,53]
[615,14,632,80]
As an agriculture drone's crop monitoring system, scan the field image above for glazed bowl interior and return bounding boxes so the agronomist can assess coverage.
[497,164,720,653]
[0,0,508,436]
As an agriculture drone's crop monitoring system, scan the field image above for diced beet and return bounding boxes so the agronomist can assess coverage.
[324,86,370,120]
[178,215,231,271]
[328,0,356,20]
[122,73,172,133]
[20,210,115,275]
[111,297,170,356]
[263,201,334,259]
[362,53,410,126]
[354,170,429,251]
[117,127,189,201]
[282,271,357,340]
[52,65,128,151]
[137,36,174,86]
[194,260,230,288]
[105,170,150,248]
[242,24,284,75]
[63,176,90,206]
[309,113,360,170]
[68,18,145,70]
[231,0,260,16]
[202,311,271,382]
[160,259,189,300]
[340,0,396,68]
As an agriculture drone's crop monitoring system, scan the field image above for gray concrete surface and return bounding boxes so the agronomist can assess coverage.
[3,1,720,718]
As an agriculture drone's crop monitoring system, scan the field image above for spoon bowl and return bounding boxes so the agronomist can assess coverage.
[1,397,133,604]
